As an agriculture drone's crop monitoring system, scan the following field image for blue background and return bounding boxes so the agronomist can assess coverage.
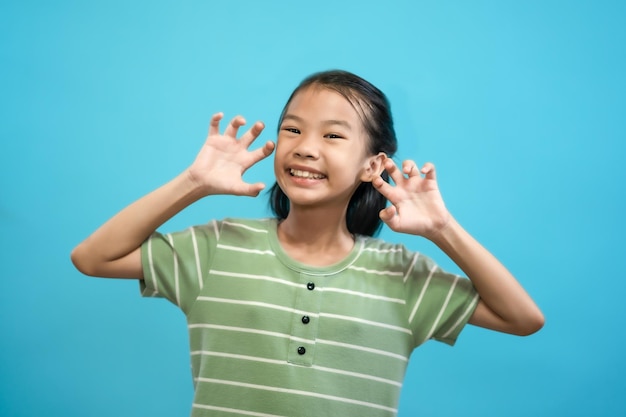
[1,1,624,416]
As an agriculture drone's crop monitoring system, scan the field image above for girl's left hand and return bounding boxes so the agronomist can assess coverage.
[372,158,451,239]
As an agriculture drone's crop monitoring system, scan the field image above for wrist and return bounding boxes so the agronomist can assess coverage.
[172,170,212,202]
[424,214,458,246]
[183,168,217,198]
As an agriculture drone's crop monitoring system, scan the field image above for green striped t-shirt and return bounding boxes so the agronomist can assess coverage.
[140,218,479,417]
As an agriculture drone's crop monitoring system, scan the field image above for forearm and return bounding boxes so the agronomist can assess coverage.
[71,171,205,278]
[429,216,544,335]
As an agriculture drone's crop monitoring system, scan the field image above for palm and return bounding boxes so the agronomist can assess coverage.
[189,113,275,197]
[373,159,450,238]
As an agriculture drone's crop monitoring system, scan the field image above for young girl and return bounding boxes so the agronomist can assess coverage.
[72,70,544,417]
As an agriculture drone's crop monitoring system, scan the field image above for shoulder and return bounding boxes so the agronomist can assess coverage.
[183,217,271,235]
[220,217,273,232]
[356,235,438,275]
[217,217,274,238]
[153,218,270,247]
[359,235,404,250]
[199,217,274,247]
[357,235,413,268]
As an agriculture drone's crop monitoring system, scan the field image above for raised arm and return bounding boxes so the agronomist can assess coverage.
[372,158,544,336]
[71,113,275,279]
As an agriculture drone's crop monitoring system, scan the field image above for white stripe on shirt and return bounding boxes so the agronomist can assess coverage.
[195,377,398,413]
[320,313,412,335]
[403,253,419,283]
[192,403,287,417]
[190,350,402,387]
[441,293,480,339]
[147,238,159,296]
[217,244,276,256]
[223,220,269,233]
[422,275,460,344]
[408,264,437,323]
[347,265,404,277]
[188,324,408,362]
[166,233,181,306]
[190,227,203,290]
[209,269,317,289]
[322,287,405,304]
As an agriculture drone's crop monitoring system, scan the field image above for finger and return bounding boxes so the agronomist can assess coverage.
[239,121,265,148]
[247,141,275,165]
[383,158,405,185]
[224,115,246,138]
[208,112,224,136]
[420,162,437,180]
[372,175,397,202]
[403,160,420,178]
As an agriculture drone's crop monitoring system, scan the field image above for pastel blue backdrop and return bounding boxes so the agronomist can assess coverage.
[1,1,624,416]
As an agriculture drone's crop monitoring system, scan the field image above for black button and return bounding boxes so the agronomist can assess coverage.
[301,315,310,324]
[306,282,315,290]
[297,346,306,355]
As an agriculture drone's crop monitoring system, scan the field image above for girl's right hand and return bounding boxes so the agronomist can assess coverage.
[71,113,274,279]
[187,113,275,197]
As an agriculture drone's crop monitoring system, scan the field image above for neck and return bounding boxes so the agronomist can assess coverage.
[277,206,355,265]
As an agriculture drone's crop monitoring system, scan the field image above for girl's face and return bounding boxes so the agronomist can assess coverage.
[274,86,383,212]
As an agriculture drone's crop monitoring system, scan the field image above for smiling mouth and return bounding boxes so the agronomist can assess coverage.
[289,169,326,179]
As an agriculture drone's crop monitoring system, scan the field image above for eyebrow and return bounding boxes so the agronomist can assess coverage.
[282,114,353,130]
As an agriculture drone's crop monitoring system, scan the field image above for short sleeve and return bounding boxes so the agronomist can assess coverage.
[404,252,479,347]
[140,220,221,314]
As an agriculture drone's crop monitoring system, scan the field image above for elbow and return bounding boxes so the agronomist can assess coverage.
[515,310,545,336]
[70,244,98,277]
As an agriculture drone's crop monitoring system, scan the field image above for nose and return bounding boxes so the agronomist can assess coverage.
[293,134,319,159]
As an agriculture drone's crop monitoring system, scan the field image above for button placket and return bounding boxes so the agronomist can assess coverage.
[287,274,323,366]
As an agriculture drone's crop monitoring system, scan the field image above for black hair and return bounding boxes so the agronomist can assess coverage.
[269,70,398,236]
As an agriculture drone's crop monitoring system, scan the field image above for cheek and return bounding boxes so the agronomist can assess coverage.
[273,141,287,163]
[273,144,288,175]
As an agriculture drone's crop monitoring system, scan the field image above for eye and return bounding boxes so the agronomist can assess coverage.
[282,127,300,134]
[324,133,344,139]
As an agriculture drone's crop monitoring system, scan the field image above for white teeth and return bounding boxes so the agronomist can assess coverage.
[290,169,325,179]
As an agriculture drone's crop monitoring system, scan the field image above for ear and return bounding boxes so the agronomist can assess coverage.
[360,152,386,182]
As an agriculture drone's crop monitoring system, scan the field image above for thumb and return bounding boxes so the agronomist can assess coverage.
[241,182,266,197]
[379,205,397,223]
[380,205,403,231]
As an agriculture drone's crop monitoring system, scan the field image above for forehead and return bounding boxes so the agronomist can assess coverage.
[285,86,364,125]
